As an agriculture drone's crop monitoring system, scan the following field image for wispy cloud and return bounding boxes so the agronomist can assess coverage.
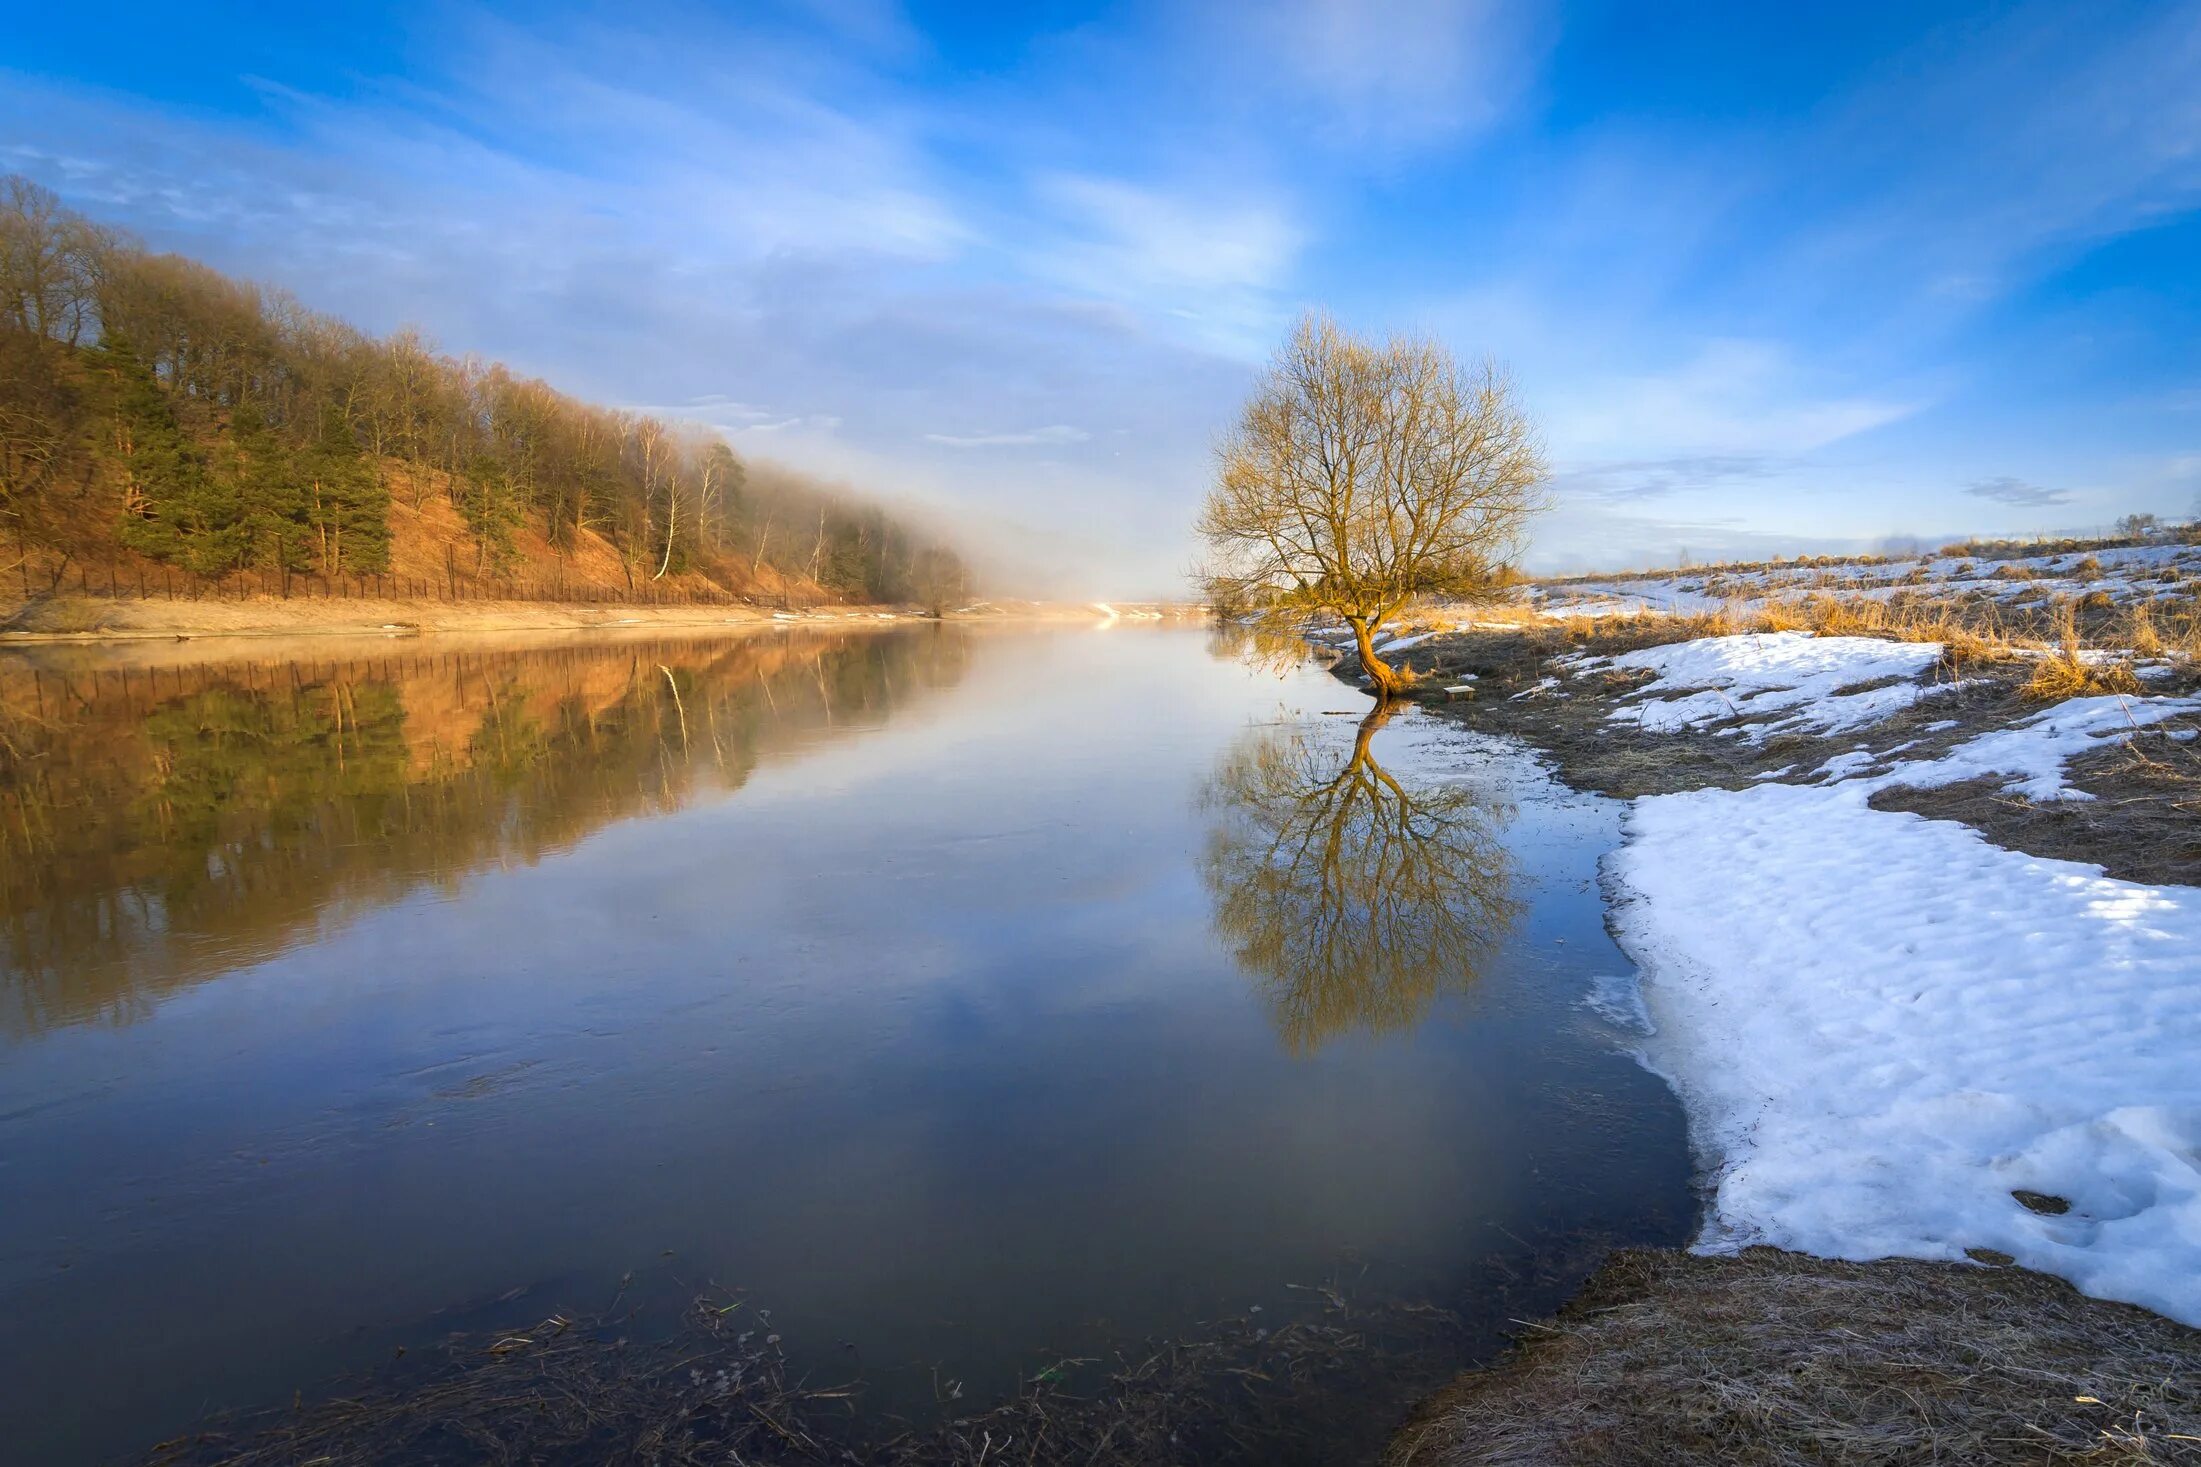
[1965,476,2069,508]
[1236,0,1554,150]
[1550,340,1920,460]
[1020,173,1300,354]
[924,425,1090,448]
[1555,454,1783,503]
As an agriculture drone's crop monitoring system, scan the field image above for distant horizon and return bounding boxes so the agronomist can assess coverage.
[6,1,2199,597]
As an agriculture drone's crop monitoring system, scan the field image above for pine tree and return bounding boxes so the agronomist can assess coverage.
[227,405,310,575]
[94,334,219,567]
[303,405,388,575]
[461,456,524,575]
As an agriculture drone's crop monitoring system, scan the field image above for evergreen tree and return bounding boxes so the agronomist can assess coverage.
[460,456,524,574]
[95,334,228,570]
[227,405,311,574]
[303,405,388,574]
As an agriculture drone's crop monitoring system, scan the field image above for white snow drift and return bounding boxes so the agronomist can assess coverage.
[1572,631,1955,740]
[1590,634,2201,1325]
[1610,779,2201,1325]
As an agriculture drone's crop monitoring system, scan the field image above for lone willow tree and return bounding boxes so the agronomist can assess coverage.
[1197,312,1549,700]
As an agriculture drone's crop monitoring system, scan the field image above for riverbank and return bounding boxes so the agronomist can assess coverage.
[0,592,1187,643]
[1311,576,2201,1462]
[1389,1246,2201,1465]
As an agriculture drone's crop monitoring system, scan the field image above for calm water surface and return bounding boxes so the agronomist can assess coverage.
[0,623,1691,1462]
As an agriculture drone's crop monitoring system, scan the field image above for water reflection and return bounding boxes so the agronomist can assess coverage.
[0,628,968,1035]
[1204,619,1317,678]
[1200,707,1520,1052]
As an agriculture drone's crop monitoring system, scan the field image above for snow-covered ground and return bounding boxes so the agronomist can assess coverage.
[1569,631,1957,741]
[1533,539,2201,620]
[1872,693,2201,802]
[1587,631,2201,1326]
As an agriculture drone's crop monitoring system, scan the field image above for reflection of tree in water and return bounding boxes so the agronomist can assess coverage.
[1200,708,1519,1053]
[1204,620,1315,680]
[0,628,971,1034]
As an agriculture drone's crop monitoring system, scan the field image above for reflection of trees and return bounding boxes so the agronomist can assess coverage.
[1200,708,1519,1053]
[1204,619,1315,679]
[0,628,971,1035]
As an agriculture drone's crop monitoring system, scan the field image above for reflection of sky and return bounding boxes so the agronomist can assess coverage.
[0,629,1690,1463]
[8,3,2198,591]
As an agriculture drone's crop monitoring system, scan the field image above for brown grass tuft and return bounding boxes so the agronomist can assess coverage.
[2024,601,2146,701]
[2127,602,2166,660]
[2024,652,2142,702]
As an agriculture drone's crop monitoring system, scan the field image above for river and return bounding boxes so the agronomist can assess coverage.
[0,622,1691,1463]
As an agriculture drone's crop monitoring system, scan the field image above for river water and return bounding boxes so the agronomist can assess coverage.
[0,622,1691,1463]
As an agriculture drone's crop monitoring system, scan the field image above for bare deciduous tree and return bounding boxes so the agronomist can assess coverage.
[1197,311,1548,699]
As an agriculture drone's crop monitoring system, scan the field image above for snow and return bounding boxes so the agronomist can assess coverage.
[1812,749,1876,781]
[1574,632,1952,740]
[1529,541,2201,620]
[1576,636,2201,1323]
[1547,624,2201,1321]
[1609,779,2201,1325]
[1874,693,2201,802]
[1374,630,1438,652]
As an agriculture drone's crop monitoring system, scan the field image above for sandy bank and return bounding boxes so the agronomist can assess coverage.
[0,593,1159,644]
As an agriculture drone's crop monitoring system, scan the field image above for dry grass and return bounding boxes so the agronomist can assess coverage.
[1518,582,2201,674]
[2026,652,2144,701]
[2023,603,2147,702]
[1389,1248,2201,1467]
[2129,602,2166,659]
[143,1284,1469,1467]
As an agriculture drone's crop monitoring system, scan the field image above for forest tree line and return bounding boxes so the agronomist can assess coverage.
[0,175,971,606]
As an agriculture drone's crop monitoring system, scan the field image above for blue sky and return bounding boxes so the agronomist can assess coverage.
[5,0,2199,593]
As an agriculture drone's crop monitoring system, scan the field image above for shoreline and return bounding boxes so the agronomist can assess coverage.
[0,593,1196,646]
[1312,609,2201,1462]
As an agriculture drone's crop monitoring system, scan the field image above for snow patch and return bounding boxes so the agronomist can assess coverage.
[1873,694,2201,802]
[1576,632,1951,741]
[1609,780,2201,1325]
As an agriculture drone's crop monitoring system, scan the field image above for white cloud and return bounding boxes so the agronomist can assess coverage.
[1038,175,1298,290]
[923,425,1090,448]
[1238,0,1552,149]
[1550,340,1920,462]
[1019,173,1300,354]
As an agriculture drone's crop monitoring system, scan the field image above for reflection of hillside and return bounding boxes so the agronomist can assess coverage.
[1199,709,1520,1054]
[0,629,970,1036]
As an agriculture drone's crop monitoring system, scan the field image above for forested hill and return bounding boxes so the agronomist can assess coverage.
[0,177,971,609]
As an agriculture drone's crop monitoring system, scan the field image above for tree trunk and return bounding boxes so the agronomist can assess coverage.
[1347,615,1405,701]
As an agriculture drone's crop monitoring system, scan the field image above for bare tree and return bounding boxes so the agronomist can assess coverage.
[0,175,106,345]
[1197,311,1548,699]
